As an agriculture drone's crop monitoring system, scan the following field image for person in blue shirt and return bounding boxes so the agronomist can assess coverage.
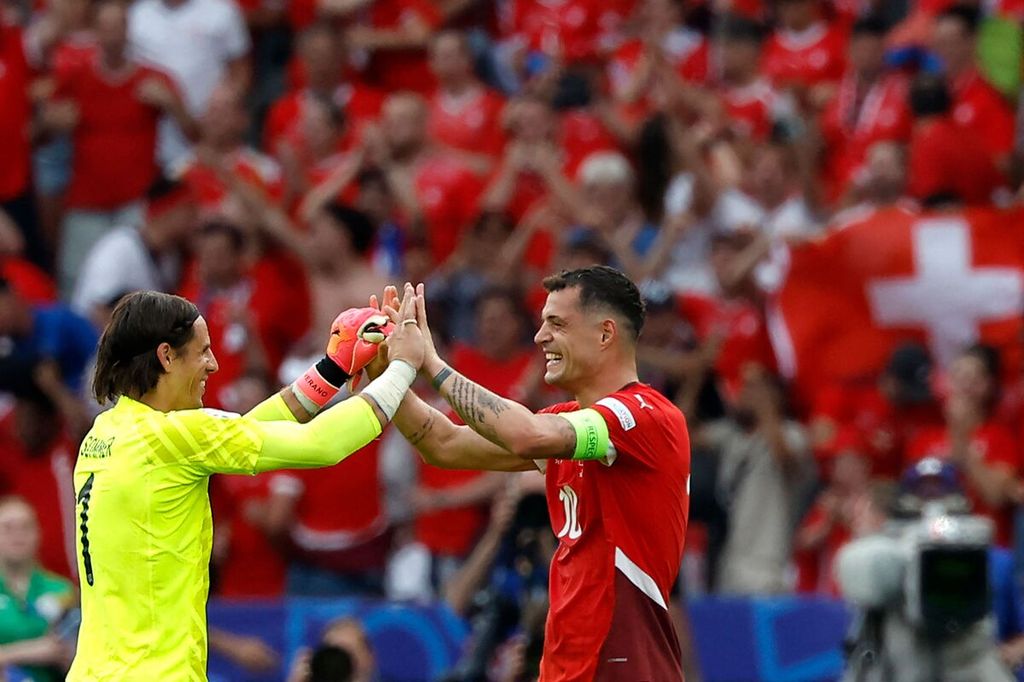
[0,277,98,395]
[991,545,1024,681]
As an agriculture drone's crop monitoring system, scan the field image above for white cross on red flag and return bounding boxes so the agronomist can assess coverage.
[769,205,1024,401]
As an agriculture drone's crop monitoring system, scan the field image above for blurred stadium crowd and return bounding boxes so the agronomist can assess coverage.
[4,0,1024,678]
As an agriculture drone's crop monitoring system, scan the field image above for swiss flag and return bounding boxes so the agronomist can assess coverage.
[770,206,1024,401]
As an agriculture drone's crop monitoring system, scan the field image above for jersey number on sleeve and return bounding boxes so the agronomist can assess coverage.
[77,473,96,586]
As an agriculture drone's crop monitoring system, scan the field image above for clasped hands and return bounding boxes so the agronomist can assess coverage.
[324,283,436,390]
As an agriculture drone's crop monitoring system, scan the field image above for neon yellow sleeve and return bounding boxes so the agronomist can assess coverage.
[243,393,297,423]
[558,408,612,461]
[167,396,382,476]
[253,395,382,472]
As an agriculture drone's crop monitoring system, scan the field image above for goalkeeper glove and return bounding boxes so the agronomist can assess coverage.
[292,308,393,413]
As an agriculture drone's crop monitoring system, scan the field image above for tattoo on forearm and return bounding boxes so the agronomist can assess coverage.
[557,417,577,452]
[405,414,436,447]
[445,374,511,444]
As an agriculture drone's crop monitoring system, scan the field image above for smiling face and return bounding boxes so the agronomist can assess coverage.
[533,287,607,391]
[162,317,219,409]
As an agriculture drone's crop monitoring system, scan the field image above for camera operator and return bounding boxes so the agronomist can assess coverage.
[439,472,552,682]
[836,457,1019,682]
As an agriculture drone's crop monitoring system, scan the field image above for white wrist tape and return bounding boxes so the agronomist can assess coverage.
[361,360,417,421]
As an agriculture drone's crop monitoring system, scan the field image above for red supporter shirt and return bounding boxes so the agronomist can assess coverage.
[179,251,311,411]
[210,474,286,597]
[263,85,385,156]
[427,87,506,160]
[793,498,851,596]
[176,148,284,209]
[608,32,709,122]
[538,384,689,681]
[810,383,944,479]
[608,31,710,95]
[416,344,536,556]
[363,0,442,94]
[719,78,780,141]
[820,72,912,198]
[55,58,173,209]
[559,110,620,177]
[0,417,78,580]
[411,154,484,264]
[906,421,1020,547]
[762,22,848,90]
[52,34,96,75]
[951,69,1015,160]
[1,257,56,304]
[177,284,253,410]
[504,0,628,63]
[269,440,387,571]
[679,293,776,403]
[908,116,1004,205]
[0,24,32,200]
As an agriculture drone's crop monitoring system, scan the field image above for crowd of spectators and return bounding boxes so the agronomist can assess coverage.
[4,0,1024,677]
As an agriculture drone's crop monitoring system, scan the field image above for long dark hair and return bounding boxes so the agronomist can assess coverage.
[92,292,199,405]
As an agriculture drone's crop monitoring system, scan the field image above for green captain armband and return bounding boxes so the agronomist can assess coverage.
[560,409,611,461]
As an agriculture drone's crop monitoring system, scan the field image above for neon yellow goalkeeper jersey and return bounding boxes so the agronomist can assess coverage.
[67,394,381,681]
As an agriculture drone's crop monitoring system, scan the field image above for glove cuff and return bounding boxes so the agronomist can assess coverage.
[316,354,352,386]
[291,356,350,414]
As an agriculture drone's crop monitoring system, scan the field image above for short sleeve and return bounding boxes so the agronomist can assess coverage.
[165,409,264,476]
[590,392,667,468]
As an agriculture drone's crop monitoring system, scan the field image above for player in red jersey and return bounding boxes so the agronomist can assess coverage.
[372,267,690,680]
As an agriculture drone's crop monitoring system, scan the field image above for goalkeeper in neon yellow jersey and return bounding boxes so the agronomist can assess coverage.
[67,287,425,681]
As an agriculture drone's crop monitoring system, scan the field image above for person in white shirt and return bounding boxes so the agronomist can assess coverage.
[129,0,250,164]
[662,141,820,295]
[72,176,197,318]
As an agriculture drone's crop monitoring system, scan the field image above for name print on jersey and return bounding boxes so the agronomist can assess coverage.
[80,436,115,459]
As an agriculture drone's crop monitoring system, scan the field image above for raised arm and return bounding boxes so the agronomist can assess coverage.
[192,292,428,475]
[382,285,606,463]
[391,390,538,472]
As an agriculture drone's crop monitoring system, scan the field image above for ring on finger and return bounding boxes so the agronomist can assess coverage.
[402,319,419,326]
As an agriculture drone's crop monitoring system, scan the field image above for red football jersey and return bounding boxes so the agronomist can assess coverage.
[906,421,1020,547]
[363,0,442,94]
[908,116,1004,205]
[559,109,620,177]
[951,68,1015,160]
[608,32,710,95]
[176,147,284,209]
[678,293,776,404]
[718,78,780,141]
[411,154,484,264]
[538,383,689,681]
[263,85,385,156]
[269,444,388,573]
[416,345,536,556]
[0,25,32,200]
[503,0,630,63]
[820,72,912,199]
[52,33,96,75]
[427,86,506,159]
[0,417,78,581]
[809,382,944,479]
[762,22,847,90]
[0,257,56,304]
[55,58,172,209]
[210,473,286,597]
